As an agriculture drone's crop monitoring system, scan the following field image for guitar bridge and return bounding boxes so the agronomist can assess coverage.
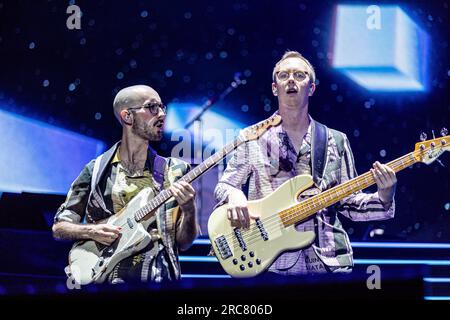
[214,235,232,260]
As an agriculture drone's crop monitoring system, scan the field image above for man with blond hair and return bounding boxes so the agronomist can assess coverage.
[214,51,397,274]
[53,85,199,283]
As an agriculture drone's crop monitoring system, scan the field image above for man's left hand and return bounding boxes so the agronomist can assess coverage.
[371,161,397,205]
[170,181,196,214]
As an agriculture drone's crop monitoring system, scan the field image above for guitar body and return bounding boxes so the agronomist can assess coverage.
[68,187,159,285]
[208,174,316,278]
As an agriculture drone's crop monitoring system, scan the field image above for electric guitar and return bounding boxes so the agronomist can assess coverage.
[208,133,449,278]
[67,114,281,285]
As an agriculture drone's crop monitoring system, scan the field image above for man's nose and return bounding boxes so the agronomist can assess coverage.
[157,106,166,117]
[287,72,296,82]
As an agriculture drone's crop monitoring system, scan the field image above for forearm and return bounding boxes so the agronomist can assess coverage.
[337,136,396,221]
[52,221,93,241]
[338,191,395,221]
[213,141,251,205]
[176,205,199,251]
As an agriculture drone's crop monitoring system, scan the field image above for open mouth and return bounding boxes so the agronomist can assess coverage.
[155,121,165,128]
[286,87,298,94]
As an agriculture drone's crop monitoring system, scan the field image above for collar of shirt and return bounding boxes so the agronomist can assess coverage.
[274,114,313,158]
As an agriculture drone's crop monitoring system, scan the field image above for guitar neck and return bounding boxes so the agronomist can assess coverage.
[134,136,245,221]
[280,151,419,227]
[179,137,245,184]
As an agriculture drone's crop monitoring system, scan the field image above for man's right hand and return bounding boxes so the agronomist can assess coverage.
[226,190,257,229]
[88,224,122,246]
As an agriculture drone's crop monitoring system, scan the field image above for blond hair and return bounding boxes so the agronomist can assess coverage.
[272,51,316,84]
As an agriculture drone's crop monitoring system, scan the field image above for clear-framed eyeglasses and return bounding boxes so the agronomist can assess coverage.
[276,70,309,82]
[127,102,167,115]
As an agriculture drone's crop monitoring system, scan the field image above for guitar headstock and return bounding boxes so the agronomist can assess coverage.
[241,114,282,142]
[413,129,449,165]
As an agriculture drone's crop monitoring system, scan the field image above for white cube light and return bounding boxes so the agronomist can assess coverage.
[331,5,429,91]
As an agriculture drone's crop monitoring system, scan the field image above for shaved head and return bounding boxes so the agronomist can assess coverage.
[113,85,161,124]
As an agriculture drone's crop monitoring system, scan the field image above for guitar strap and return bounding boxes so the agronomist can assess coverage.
[148,148,167,191]
[309,120,329,253]
[311,120,329,187]
[147,148,168,232]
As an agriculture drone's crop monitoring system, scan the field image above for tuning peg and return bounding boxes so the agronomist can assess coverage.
[420,132,427,141]
[441,127,448,136]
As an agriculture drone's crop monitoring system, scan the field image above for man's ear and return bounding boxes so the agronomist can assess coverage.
[272,82,278,96]
[308,83,316,97]
[120,109,133,125]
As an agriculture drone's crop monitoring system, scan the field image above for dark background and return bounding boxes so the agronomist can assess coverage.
[0,0,449,242]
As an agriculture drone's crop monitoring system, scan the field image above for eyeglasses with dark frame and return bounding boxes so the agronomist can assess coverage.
[127,102,167,115]
[276,70,309,82]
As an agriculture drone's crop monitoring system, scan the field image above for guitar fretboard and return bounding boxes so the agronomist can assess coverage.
[280,151,419,226]
[134,136,245,221]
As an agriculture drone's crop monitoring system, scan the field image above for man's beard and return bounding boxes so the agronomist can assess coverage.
[132,117,162,141]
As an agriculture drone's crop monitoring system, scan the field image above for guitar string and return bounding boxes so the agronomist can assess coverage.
[223,150,419,249]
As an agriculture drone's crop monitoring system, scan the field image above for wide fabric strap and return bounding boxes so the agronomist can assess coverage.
[148,148,167,190]
[311,120,329,187]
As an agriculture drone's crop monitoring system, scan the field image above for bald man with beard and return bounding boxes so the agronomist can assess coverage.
[53,85,199,283]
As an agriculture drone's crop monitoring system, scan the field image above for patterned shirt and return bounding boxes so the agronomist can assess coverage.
[214,113,395,274]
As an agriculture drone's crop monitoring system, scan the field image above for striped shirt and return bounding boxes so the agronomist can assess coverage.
[214,114,395,274]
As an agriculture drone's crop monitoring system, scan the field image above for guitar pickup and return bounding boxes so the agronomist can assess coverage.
[256,218,269,241]
[214,235,232,260]
[234,228,247,251]
[127,218,134,229]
